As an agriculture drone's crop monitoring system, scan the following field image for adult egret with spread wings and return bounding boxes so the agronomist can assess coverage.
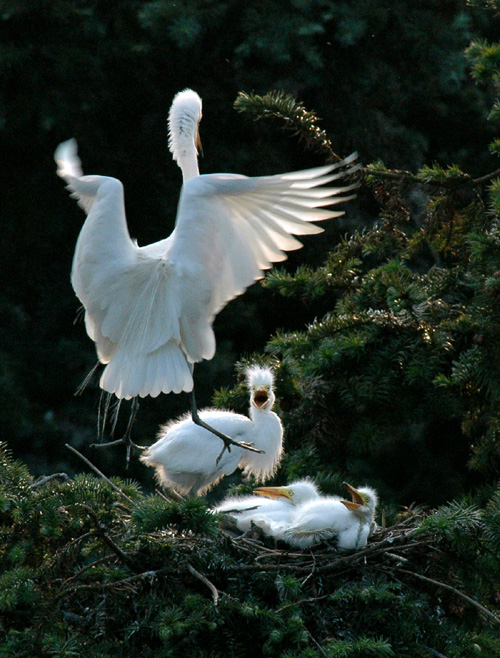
[140,365,283,496]
[55,89,359,450]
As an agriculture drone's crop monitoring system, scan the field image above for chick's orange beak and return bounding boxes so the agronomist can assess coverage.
[253,486,292,501]
[344,482,364,505]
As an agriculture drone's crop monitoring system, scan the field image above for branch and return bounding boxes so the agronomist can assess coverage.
[187,564,219,606]
[65,443,133,505]
[29,473,70,489]
[394,567,500,627]
[234,90,342,162]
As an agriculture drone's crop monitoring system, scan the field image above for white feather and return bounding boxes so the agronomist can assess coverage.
[140,365,283,495]
[56,89,359,400]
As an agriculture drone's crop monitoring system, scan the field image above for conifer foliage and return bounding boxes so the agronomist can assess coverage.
[1,441,500,658]
[3,6,500,654]
[229,41,500,506]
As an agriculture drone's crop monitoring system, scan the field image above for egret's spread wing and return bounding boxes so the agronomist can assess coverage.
[56,140,193,398]
[170,154,359,360]
[55,139,96,215]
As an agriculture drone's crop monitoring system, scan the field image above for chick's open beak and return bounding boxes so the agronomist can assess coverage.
[340,500,363,514]
[253,486,292,501]
[344,482,365,505]
[252,386,270,409]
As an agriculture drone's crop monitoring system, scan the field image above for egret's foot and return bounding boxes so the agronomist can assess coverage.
[92,396,142,464]
[90,436,146,465]
[190,390,265,464]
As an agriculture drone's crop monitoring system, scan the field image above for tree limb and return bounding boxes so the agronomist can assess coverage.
[187,564,219,606]
[394,567,500,626]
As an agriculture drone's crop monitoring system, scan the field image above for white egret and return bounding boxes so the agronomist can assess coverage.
[214,478,320,532]
[140,365,283,496]
[272,483,379,550]
[55,89,359,451]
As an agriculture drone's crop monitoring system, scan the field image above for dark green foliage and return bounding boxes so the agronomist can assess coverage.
[3,1,500,654]
[1,443,500,657]
[0,0,498,479]
[223,63,500,505]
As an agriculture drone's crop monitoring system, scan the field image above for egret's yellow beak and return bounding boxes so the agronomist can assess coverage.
[343,482,367,505]
[252,386,270,409]
[341,482,368,517]
[340,500,363,514]
[196,129,203,156]
[253,486,292,501]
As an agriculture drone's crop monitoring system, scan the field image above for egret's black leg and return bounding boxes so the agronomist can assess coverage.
[190,388,263,465]
[91,396,144,464]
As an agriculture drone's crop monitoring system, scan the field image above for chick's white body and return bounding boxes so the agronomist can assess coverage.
[140,366,283,495]
[214,479,320,532]
[278,486,379,550]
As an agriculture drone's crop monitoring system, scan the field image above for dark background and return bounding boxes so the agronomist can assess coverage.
[1,0,498,491]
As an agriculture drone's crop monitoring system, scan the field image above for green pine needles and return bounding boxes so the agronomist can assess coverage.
[234,90,340,161]
[5,29,500,658]
[1,442,500,657]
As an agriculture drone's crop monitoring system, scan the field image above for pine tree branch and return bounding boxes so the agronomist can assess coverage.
[29,473,71,488]
[187,564,220,606]
[234,90,342,162]
[65,443,133,505]
[392,567,500,626]
[234,90,500,190]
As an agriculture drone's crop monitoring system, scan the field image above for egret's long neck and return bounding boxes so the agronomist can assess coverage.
[176,145,199,182]
[168,89,202,182]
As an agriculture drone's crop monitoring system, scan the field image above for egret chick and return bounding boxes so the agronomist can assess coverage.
[214,479,320,532]
[140,366,283,496]
[278,483,378,550]
[55,89,359,432]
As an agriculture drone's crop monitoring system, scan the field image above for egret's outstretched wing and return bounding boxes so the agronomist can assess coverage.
[169,154,359,360]
[57,138,358,400]
[55,140,194,398]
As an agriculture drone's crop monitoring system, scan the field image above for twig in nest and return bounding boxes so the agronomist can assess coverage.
[156,487,184,503]
[276,593,329,613]
[53,568,166,603]
[187,564,219,606]
[306,629,329,658]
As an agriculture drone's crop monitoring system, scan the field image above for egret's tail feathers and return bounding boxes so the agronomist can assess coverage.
[100,340,193,399]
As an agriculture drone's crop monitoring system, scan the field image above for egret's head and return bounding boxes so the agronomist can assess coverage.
[168,88,203,165]
[341,483,378,521]
[246,365,275,410]
[253,479,320,506]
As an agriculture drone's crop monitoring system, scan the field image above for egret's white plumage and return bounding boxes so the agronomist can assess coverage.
[55,89,359,401]
[214,479,320,532]
[272,484,379,550]
[140,366,283,496]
